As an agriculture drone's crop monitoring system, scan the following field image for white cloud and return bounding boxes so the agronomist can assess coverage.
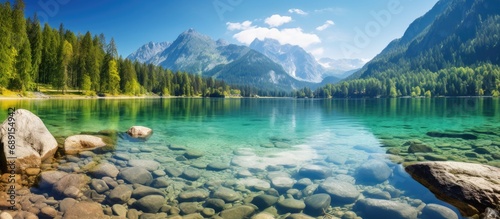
[314,7,345,15]
[310,47,324,57]
[316,20,335,31]
[264,14,292,27]
[226,21,253,31]
[288,8,308,15]
[232,27,321,49]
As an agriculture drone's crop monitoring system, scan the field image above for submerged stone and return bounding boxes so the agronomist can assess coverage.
[426,131,478,140]
[420,204,458,219]
[304,194,331,216]
[355,159,392,184]
[353,198,418,219]
[318,178,359,204]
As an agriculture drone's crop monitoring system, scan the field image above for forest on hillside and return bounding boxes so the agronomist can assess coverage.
[0,0,241,97]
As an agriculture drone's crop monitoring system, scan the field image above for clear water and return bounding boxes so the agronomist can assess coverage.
[1,97,499,218]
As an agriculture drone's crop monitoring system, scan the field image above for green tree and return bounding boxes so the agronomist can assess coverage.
[53,40,72,93]
[27,13,42,89]
[107,59,120,95]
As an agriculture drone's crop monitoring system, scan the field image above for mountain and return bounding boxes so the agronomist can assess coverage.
[350,0,500,80]
[127,41,171,63]
[129,29,313,91]
[316,0,500,98]
[249,38,325,83]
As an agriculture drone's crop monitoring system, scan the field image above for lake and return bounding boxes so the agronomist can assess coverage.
[1,97,499,218]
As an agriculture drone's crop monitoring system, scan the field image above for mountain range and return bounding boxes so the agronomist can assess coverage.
[127,29,364,91]
[349,0,500,80]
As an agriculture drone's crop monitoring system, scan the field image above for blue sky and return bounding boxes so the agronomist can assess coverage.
[20,0,439,61]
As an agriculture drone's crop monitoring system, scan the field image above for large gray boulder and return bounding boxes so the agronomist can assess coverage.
[353,198,418,219]
[405,161,500,216]
[64,135,111,155]
[0,109,58,173]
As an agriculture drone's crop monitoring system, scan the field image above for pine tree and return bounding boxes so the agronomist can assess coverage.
[0,2,14,90]
[107,59,120,95]
[12,0,32,91]
[27,13,43,90]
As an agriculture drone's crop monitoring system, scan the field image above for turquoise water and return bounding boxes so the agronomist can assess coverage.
[1,98,499,218]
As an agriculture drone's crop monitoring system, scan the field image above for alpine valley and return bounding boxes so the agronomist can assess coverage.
[127,29,364,91]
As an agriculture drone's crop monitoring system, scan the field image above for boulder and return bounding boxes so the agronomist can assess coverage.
[353,198,418,219]
[64,135,111,155]
[39,171,68,189]
[127,126,153,139]
[53,174,90,198]
[405,161,500,216]
[62,201,106,219]
[109,184,133,204]
[277,199,306,213]
[298,164,332,179]
[89,163,119,178]
[304,194,331,216]
[420,204,458,219]
[355,159,392,184]
[0,109,58,173]
[220,205,255,219]
[318,177,360,204]
[251,194,278,209]
[133,195,165,213]
[179,189,210,201]
[132,185,165,199]
[118,167,153,185]
[213,187,241,202]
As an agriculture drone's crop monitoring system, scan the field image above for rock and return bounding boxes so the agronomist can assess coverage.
[112,204,127,217]
[207,162,230,171]
[109,184,133,204]
[89,163,119,178]
[319,178,360,204]
[132,186,165,199]
[0,212,12,219]
[481,208,500,219]
[304,194,331,216]
[271,176,295,191]
[355,159,392,184]
[127,209,140,219]
[407,142,433,153]
[426,131,478,140]
[298,165,332,179]
[114,153,130,161]
[127,126,153,138]
[205,198,225,212]
[420,204,458,219]
[40,206,58,218]
[64,135,111,155]
[91,179,110,193]
[169,144,187,150]
[39,171,68,189]
[59,198,77,213]
[179,202,203,215]
[152,169,166,177]
[0,109,58,173]
[251,194,278,209]
[118,167,153,185]
[53,174,90,198]
[326,154,346,165]
[220,205,255,219]
[184,213,204,219]
[62,201,106,219]
[423,154,448,161]
[354,198,418,219]
[252,212,275,219]
[25,168,41,176]
[181,168,201,181]
[405,161,500,216]
[240,178,271,191]
[179,189,209,201]
[184,150,204,159]
[165,166,182,177]
[133,195,165,213]
[285,213,315,219]
[277,199,306,213]
[128,159,161,171]
[363,188,391,200]
[213,187,241,202]
[151,178,171,188]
